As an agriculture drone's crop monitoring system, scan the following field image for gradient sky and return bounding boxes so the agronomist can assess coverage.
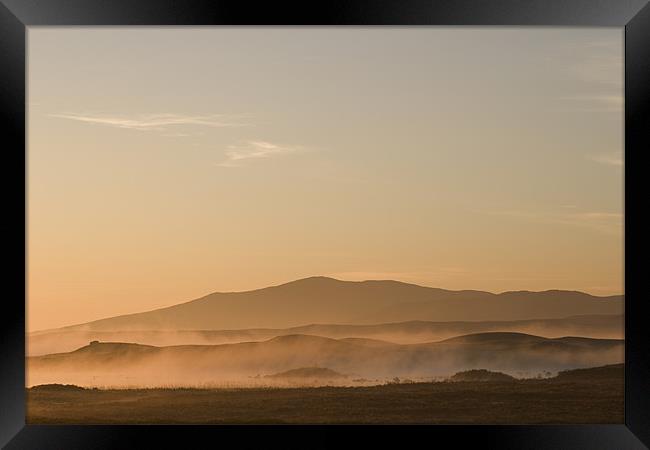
[28,27,623,331]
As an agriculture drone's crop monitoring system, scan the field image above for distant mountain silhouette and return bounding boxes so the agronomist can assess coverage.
[50,277,623,332]
[27,332,623,387]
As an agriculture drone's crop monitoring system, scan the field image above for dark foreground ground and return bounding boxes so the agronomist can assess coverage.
[27,369,623,424]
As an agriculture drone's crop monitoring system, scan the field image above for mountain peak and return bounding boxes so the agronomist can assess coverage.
[274,276,427,291]
[277,276,343,286]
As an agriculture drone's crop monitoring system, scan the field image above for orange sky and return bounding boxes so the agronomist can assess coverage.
[27,27,623,331]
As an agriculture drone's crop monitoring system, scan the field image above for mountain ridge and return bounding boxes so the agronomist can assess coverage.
[44,276,623,333]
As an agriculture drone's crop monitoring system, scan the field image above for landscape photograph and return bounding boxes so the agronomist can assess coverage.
[27,27,624,424]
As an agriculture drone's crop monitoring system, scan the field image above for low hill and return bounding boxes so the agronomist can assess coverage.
[450,369,515,382]
[440,332,548,345]
[28,384,87,392]
[265,367,347,380]
[555,363,624,381]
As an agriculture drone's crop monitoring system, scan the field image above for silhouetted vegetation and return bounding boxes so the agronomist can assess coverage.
[265,367,346,380]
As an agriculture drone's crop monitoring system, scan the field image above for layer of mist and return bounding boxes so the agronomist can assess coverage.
[28,314,623,356]
[27,332,623,388]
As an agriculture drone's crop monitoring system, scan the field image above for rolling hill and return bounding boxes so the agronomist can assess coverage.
[27,332,624,388]
[27,314,624,356]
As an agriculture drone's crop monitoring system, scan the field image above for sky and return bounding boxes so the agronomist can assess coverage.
[27,27,623,332]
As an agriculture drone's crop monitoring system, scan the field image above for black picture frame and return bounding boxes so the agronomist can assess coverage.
[1,1,648,448]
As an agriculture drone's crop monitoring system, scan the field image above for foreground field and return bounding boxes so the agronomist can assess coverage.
[27,366,623,424]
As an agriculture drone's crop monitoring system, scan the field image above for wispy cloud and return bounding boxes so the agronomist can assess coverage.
[161,132,194,138]
[50,112,249,132]
[483,209,623,235]
[588,152,623,167]
[217,140,303,167]
[570,44,622,88]
[559,94,623,113]
[560,39,623,113]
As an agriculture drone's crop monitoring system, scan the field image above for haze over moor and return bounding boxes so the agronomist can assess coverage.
[26,27,624,424]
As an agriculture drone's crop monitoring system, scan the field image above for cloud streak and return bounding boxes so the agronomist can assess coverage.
[483,209,623,236]
[559,95,623,113]
[569,40,622,88]
[558,39,623,113]
[588,152,623,167]
[50,113,249,131]
[217,141,303,167]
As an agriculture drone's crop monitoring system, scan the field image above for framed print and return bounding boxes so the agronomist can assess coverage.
[1,0,649,448]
